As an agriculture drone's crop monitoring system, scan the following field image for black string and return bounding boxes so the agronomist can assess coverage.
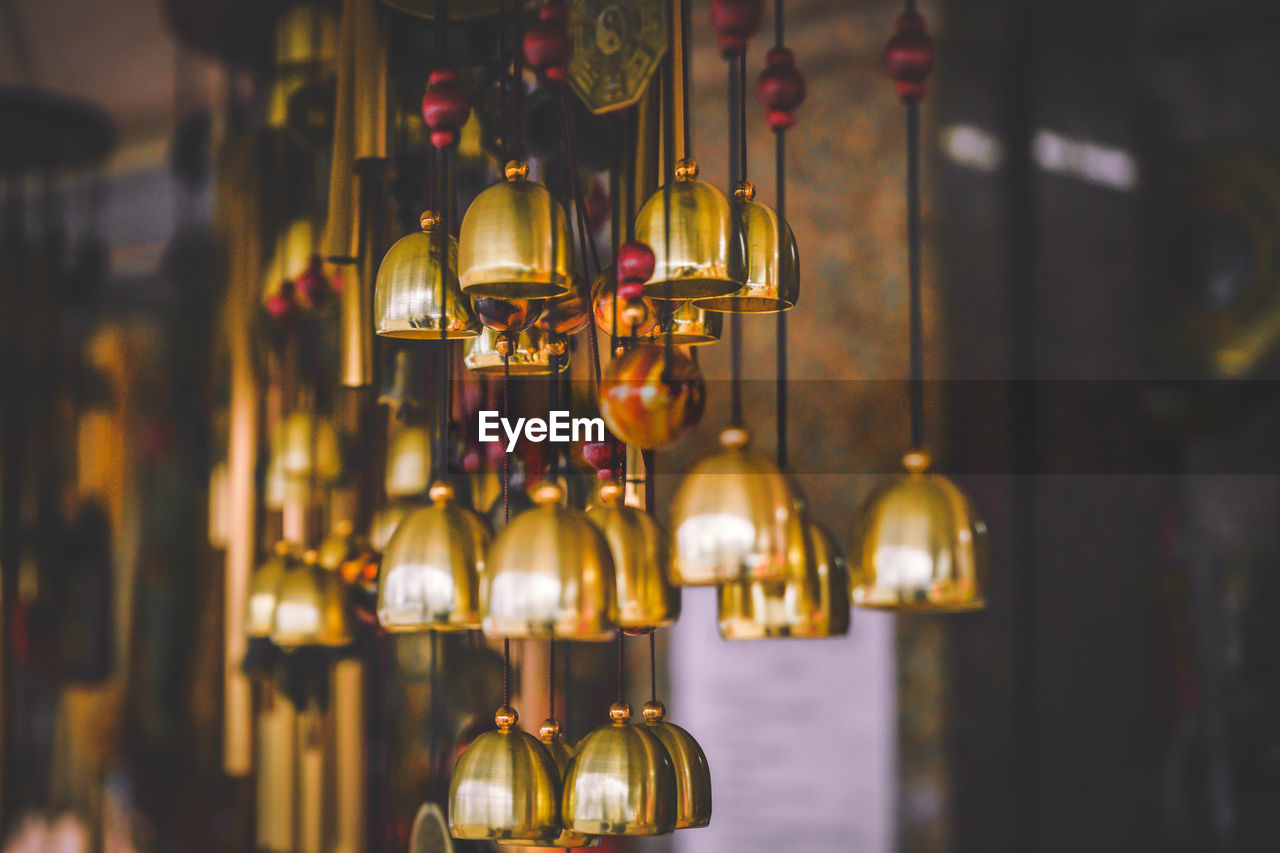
[615,629,624,704]
[649,632,657,704]
[728,55,744,426]
[437,147,450,482]
[679,0,693,159]
[503,637,511,707]
[498,0,511,161]
[906,99,924,450]
[512,0,525,162]
[502,349,512,710]
[548,638,556,721]
[775,0,788,468]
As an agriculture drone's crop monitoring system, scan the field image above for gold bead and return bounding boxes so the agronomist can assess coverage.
[902,449,932,474]
[495,705,519,731]
[495,335,513,356]
[614,344,625,358]
[334,519,355,536]
[733,180,756,202]
[538,718,561,742]
[640,700,665,723]
[302,549,319,565]
[719,426,751,449]
[608,701,632,725]
[504,159,529,181]
[419,209,440,231]
[428,481,455,504]
[598,481,623,505]
[531,481,564,505]
[674,158,698,181]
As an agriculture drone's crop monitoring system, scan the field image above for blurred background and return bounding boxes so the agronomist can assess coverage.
[4,0,1280,851]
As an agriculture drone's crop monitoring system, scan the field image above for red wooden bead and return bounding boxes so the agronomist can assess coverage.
[884,10,936,102]
[421,69,471,147]
[583,439,621,471]
[757,47,806,131]
[616,241,656,285]
[294,254,330,308]
[617,282,645,302]
[710,0,762,57]
[265,280,297,321]
[523,3,571,83]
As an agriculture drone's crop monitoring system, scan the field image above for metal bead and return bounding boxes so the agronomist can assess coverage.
[609,701,632,725]
[673,157,699,181]
[505,159,529,181]
[733,180,755,202]
[641,700,665,723]
[539,718,562,742]
[902,448,932,473]
[496,706,519,731]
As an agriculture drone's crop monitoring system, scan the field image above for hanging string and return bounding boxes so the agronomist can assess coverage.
[728,54,745,426]
[644,450,657,704]
[774,0,788,467]
[661,0,677,366]
[512,1,526,162]
[498,0,511,161]
[615,629,625,704]
[558,88,604,392]
[435,0,451,481]
[548,638,556,722]
[502,348,512,706]
[649,632,657,704]
[906,96,923,450]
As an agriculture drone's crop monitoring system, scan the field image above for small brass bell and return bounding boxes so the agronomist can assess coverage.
[448,706,562,842]
[640,701,711,829]
[656,300,722,345]
[587,481,680,632]
[458,160,574,299]
[377,482,491,632]
[850,450,987,612]
[385,425,431,499]
[272,411,342,483]
[374,211,481,339]
[695,181,799,313]
[246,541,294,639]
[668,426,795,585]
[634,159,745,300]
[270,549,354,649]
[562,702,677,836]
[463,327,570,375]
[497,719,599,848]
[483,481,618,641]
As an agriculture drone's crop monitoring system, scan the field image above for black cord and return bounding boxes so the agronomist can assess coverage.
[776,135,787,468]
[728,52,744,426]
[437,146,450,481]
[548,638,556,722]
[498,0,510,161]
[906,99,924,450]
[615,629,624,704]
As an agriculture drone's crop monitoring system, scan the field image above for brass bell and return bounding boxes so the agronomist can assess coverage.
[463,327,570,375]
[458,160,574,299]
[850,451,988,612]
[718,516,851,639]
[449,706,562,842]
[482,481,618,641]
[536,273,592,336]
[369,500,414,553]
[562,702,677,836]
[270,549,354,649]
[385,424,431,498]
[377,483,491,632]
[246,541,294,639]
[634,159,745,300]
[695,182,799,312]
[587,481,680,632]
[497,719,599,848]
[640,701,711,829]
[272,411,342,483]
[374,211,481,339]
[656,300,722,345]
[592,267,659,339]
[668,426,795,585]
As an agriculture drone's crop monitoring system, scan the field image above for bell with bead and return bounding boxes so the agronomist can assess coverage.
[561,701,677,836]
[449,706,562,842]
[668,426,795,585]
[374,211,481,339]
[270,549,354,649]
[496,718,599,848]
[246,541,294,639]
[640,701,711,829]
[482,481,618,641]
[464,326,569,375]
[586,481,680,632]
[850,450,987,612]
[695,181,798,313]
[592,267,659,339]
[599,345,705,450]
[458,160,574,299]
[656,299,722,345]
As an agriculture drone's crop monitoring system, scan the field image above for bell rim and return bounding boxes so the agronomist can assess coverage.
[460,278,574,299]
[640,277,742,299]
[693,294,795,313]
[376,322,481,339]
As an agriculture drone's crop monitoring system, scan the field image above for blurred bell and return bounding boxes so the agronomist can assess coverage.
[640,701,711,829]
[369,500,415,553]
[656,300,722,345]
[850,451,987,612]
[497,719,599,848]
[537,273,591,336]
[562,702,677,836]
[385,424,431,498]
[448,706,562,842]
[586,481,680,632]
[592,267,659,339]
[695,182,798,312]
[270,549,354,649]
[246,541,294,638]
[377,483,491,632]
[458,160,574,299]
[668,427,794,585]
[375,211,481,339]
[634,159,744,300]
[482,481,618,640]
[464,327,570,375]
[273,411,342,483]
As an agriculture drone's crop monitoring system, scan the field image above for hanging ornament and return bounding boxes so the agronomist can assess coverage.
[592,267,659,339]
[421,69,471,149]
[582,437,623,480]
[536,273,591,336]
[374,211,481,338]
[656,300,722,345]
[709,0,762,57]
[246,541,294,639]
[523,2,571,84]
[640,700,711,829]
[464,327,571,375]
[497,718,599,848]
[599,345,705,449]
[695,180,798,312]
[272,411,343,484]
[586,481,680,632]
[756,46,806,132]
[270,549,354,649]
[385,424,432,498]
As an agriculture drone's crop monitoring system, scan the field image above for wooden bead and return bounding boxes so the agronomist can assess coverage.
[523,3,571,83]
[757,47,806,131]
[709,0,762,57]
[884,10,936,102]
[421,68,470,148]
[616,240,656,285]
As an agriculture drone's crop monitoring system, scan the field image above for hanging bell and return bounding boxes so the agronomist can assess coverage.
[272,411,342,483]
[536,273,592,336]
[374,211,481,339]
[562,702,677,836]
[592,267,659,339]
[718,515,851,639]
[850,450,987,612]
[496,719,600,848]
[449,706,562,842]
[640,702,711,829]
[369,500,414,553]
[385,424,431,499]
[482,481,618,641]
[270,549,354,649]
[695,181,799,312]
[377,483,491,632]
[656,300,723,345]
[668,426,794,585]
[246,541,294,639]
[634,159,745,300]
[586,481,680,632]
[464,327,570,375]
[458,160,574,299]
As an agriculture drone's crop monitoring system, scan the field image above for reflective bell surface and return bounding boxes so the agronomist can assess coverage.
[473,296,544,334]
[562,702,677,836]
[587,481,680,631]
[656,300,722,345]
[448,706,562,842]
[377,483,491,632]
[458,160,574,299]
[375,211,481,339]
[635,159,744,300]
[385,425,431,498]
[640,702,711,829]
[592,267,659,338]
[668,427,795,585]
[246,541,294,638]
[599,345,706,449]
[536,273,592,336]
[497,719,599,848]
[695,182,799,313]
[273,411,342,483]
[850,451,988,612]
[482,481,618,640]
[369,500,414,553]
[270,549,354,649]
[718,517,851,639]
[464,327,570,375]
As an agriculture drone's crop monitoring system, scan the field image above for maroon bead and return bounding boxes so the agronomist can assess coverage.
[884,10,936,102]
[757,47,806,132]
[583,439,621,471]
[523,3,571,83]
[421,69,471,148]
[617,283,645,302]
[294,254,330,308]
[616,241,656,286]
[265,280,297,321]
[710,0,762,57]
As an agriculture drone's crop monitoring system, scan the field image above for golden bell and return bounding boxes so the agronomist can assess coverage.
[634,159,745,300]
[657,300,722,345]
[273,411,342,483]
[458,160,574,299]
[463,327,570,375]
[377,483,491,632]
[592,267,659,338]
[369,500,414,553]
[668,427,795,585]
[497,719,599,848]
[536,273,592,336]
[850,451,988,612]
[449,706,562,842]
[562,702,677,836]
[246,541,294,639]
[640,702,711,829]
[385,425,431,498]
[482,481,618,640]
[718,517,851,639]
[375,211,481,339]
[270,549,354,649]
[695,182,799,312]
[587,481,680,632]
